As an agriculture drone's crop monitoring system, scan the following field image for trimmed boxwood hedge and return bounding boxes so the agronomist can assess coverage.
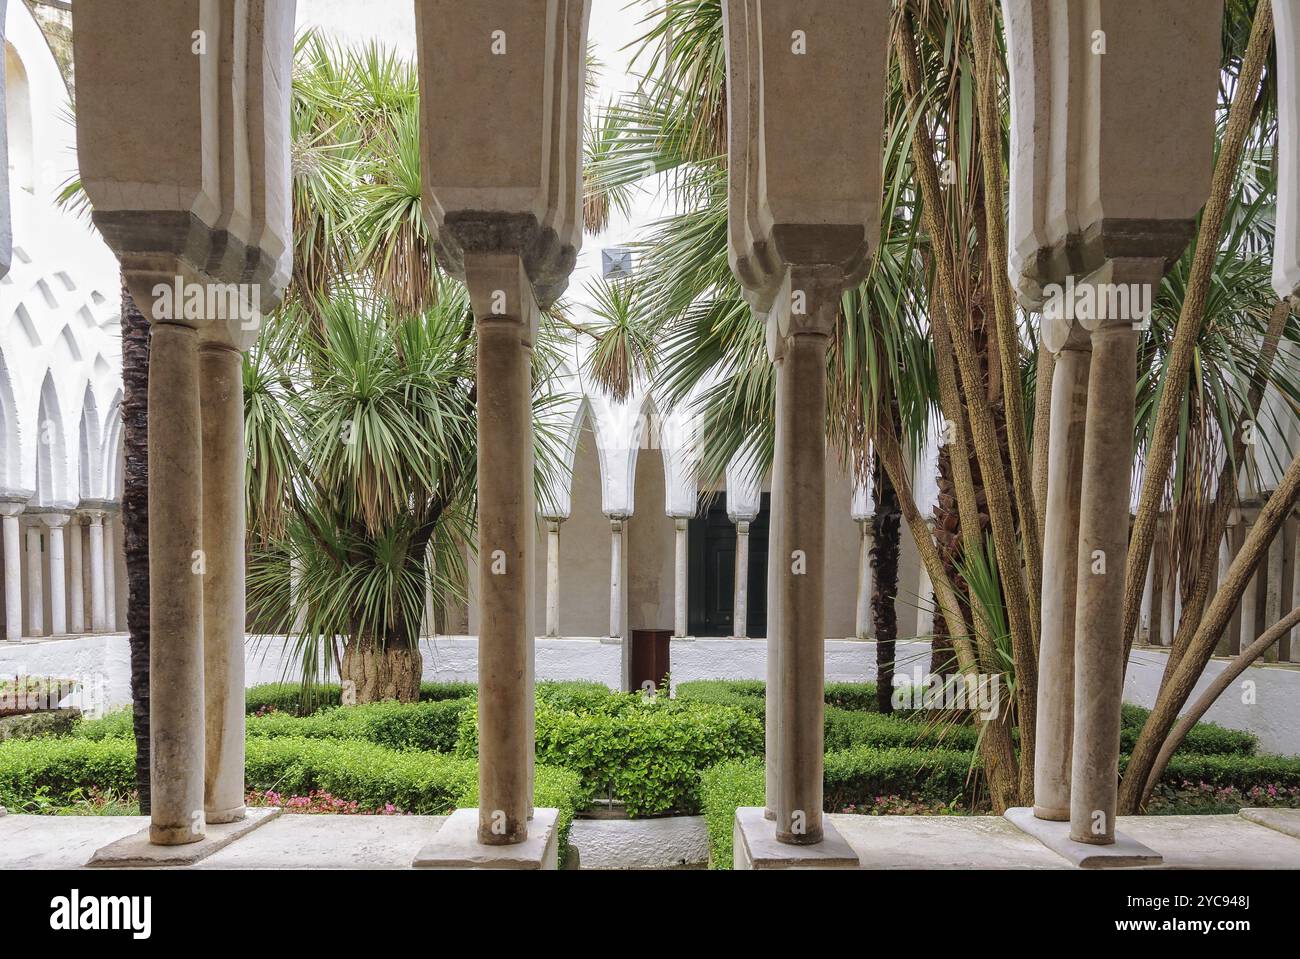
[699,758,764,870]
[456,694,763,816]
[0,735,582,858]
[247,699,471,753]
[244,681,479,716]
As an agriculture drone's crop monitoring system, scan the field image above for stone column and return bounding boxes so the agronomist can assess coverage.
[289,554,307,632]
[1161,546,1177,648]
[773,271,833,846]
[1070,265,1150,845]
[765,335,785,822]
[68,516,84,634]
[103,515,117,631]
[855,519,873,640]
[471,260,536,846]
[147,322,206,846]
[545,519,561,638]
[1218,529,1236,655]
[1264,530,1285,663]
[1238,560,1260,655]
[1,503,24,642]
[24,523,42,637]
[87,511,106,632]
[1138,548,1154,645]
[608,518,624,640]
[1034,333,1090,821]
[200,344,246,824]
[733,520,750,638]
[673,517,688,637]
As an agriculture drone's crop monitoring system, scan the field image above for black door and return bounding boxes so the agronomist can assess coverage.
[688,493,769,636]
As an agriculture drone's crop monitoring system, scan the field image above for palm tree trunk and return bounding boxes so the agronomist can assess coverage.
[871,445,901,714]
[120,281,151,812]
[340,633,423,703]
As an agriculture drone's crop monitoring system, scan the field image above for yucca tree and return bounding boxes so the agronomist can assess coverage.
[243,34,571,704]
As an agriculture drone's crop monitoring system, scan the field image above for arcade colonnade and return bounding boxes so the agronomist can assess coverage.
[0,0,129,644]
[58,0,1300,870]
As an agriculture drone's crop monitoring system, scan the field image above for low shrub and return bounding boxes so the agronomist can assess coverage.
[1120,704,1256,756]
[244,681,478,716]
[0,710,81,742]
[698,758,764,870]
[247,698,471,753]
[673,680,766,721]
[823,682,881,712]
[823,707,980,753]
[824,745,981,809]
[456,694,763,816]
[535,680,612,712]
[71,708,134,741]
[0,734,582,859]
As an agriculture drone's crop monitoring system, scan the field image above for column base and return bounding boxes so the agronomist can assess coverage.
[205,805,247,825]
[733,807,860,869]
[1004,807,1162,868]
[412,807,558,869]
[1032,804,1070,822]
[88,808,281,867]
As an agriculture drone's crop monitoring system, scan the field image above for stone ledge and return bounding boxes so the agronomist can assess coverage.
[1238,807,1300,840]
[412,807,558,869]
[734,807,861,869]
[87,807,282,868]
[1004,807,1162,868]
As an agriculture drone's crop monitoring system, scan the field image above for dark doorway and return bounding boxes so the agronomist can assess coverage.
[688,493,769,637]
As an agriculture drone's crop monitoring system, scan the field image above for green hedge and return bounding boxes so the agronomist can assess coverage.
[0,735,581,859]
[1120,704,1256,757]
[0,710,81,742]
[456,695,763,816]
[244,681,479,716]
[71,709,133,741]
[699,758,765,870]
[823,707,980,753]
[247,699,471,753]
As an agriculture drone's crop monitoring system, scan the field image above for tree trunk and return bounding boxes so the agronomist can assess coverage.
[871,448,901,714]
[340,635,423,703]
[120,280,151,813]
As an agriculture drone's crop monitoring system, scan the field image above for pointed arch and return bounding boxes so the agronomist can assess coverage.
[101,389,124,500]
[35,370,68,506]
[0,348,20,490]
[78,382,103,500]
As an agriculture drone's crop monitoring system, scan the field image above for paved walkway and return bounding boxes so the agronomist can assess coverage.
[3,808,1299,869]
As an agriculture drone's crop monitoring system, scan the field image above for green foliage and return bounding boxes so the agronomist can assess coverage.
[0,737,136,806]
[698,758,765,870]
[1120,704,1256,757]
[823,707,979,753]
[823,682,883,712]
[243,681,477,716]
[673,680,766,720]
[70,709,134,741]
[823,746,981,810]
[0,710,81,742]
[456,694,763,816]
[247,698,472,753]
[1138,753,1300,790]
[535,680,613,713]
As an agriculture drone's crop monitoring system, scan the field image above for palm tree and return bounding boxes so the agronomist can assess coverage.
[243,34,572,704]
[583,0,1298,812]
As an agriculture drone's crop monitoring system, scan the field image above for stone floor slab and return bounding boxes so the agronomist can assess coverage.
[570,815,707,869]
[1237,807,1300,841]
[830,813,1071,869]
[1119,814,1300,869]
[0,815,148,869]
[734,807,860,869]
[412,807,559,869]
[198,814,447,869]
[87,808,282,868]
[1004,807,1162,868]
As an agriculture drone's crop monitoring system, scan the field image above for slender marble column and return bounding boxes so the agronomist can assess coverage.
[472,270,535,846]
[1,504,24,642]
[1219,530,1236,655]
[25,524,42,637]
[1070,315,1142,845]
[609,519,624,640]
[68,516,84,634]
[773,273,832,846]
[1034,337,1090,821]
[545,519,561,638]
[1139,548,1155,645]
[673,518,688,637]
[147,322,206,846]
[1264,530,1285,662]
[733,520,750,638]
[87,512,106,632]
[1239,560,1260,655]
[855,519,873,640]
[103,515,117,631]
[200,344,246,823]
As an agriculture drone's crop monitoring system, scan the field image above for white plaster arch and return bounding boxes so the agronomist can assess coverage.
[78,380,103,501]
[100,389,124,501]
[0,345,20,490]
[34,367,70,507]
